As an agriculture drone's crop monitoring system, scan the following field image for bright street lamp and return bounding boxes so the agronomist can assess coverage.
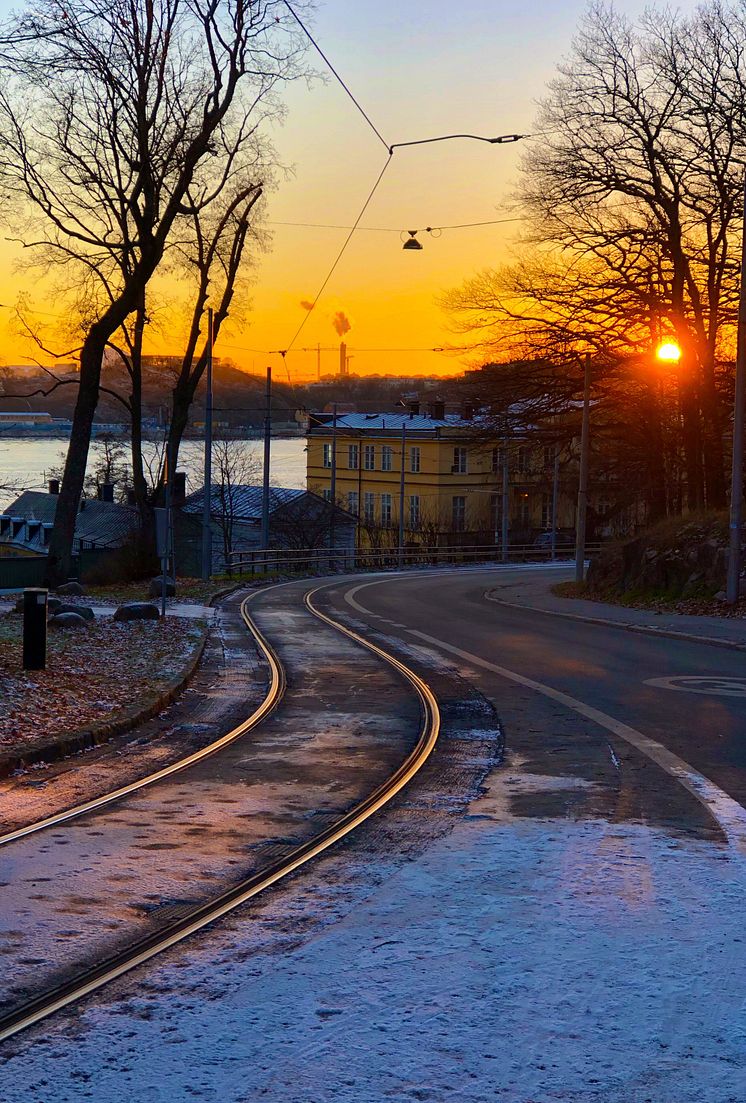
[656,341,682,364]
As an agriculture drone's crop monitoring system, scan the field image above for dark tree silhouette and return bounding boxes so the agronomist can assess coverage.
[0,0,303,583]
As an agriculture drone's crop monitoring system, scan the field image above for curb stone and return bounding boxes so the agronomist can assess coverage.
[484,590,746,653]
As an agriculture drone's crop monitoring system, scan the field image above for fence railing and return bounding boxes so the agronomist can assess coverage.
[225,542,602,577]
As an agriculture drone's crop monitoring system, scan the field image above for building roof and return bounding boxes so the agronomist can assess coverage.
[1,491,138,551]
[309,412,470,433]
[182,485,306,521]
[183,484,357,523]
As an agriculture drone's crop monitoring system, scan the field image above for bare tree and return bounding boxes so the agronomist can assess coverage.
[210,436,260,571]
[446,1,746,512]
[0,0,304,583]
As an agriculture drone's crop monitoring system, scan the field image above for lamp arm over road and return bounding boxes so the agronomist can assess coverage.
[389,133,527,154]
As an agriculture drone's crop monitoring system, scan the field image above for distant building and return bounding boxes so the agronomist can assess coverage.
[307,400,506,546]
[182,485,357,571]
[306,397,610,545]
[1,485,203,578]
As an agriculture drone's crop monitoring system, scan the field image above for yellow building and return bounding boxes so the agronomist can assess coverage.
[306,401,503,546]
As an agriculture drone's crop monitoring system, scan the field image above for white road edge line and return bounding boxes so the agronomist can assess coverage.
[343,577,746,853]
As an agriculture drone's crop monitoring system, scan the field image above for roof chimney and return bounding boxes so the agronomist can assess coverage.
[99,482,115,503]
[428,398,445,421]
[48,478,60,495]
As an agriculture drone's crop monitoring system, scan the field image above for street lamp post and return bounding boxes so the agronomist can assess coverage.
[727,175,746,605]
[574,353,591,583]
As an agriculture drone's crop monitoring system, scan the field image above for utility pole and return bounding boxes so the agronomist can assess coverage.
[551,444,560,561]
[329,403,337,555]
[260,366,272,556]
[727,175,746,604]
[501,445,510,563]
[317,342,321,382]
[398,421,407,568]
[162,444,171,616]
[200,307,213,581]
[575,353,591,584]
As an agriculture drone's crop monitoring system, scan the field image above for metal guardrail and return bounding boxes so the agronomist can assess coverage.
[225,542,602,577]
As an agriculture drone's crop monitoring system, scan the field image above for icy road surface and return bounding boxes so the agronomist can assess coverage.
[2,769,744,1102]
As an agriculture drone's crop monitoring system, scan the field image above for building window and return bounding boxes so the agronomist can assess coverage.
[348,443,359,469]
[543,445,554,470]
[323,488,332,502]
[381,493,392,526]
[364,492,375,523]
[452,447,467,474]
[517,446,528,474]
[492,447,500,473]
[452,495,466,532]
[364,444,375,470]
[323,442,332,468]
[410,446,421,473]
[541,493,550,529]
[408,494,420,528]
[520,493,530,527]
[348,491,359,516]
[381,445,393,472]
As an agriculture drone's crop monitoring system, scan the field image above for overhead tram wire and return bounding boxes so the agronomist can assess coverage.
[282,1,390,153]
[276,152,394,377]
[266,216,524,232]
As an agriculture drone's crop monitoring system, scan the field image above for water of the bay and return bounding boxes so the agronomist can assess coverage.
[0,436,308,510]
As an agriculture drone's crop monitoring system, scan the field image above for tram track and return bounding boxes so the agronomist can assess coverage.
[0,593,285,849]
[0,582,440,1044]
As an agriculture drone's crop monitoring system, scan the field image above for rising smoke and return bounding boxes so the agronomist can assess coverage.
[332,310,351,336]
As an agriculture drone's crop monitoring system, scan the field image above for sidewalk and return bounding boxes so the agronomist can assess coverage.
[486,565,746,649]
[0,597,215,621]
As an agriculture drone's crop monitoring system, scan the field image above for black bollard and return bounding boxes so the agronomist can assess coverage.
[22,587,48,671]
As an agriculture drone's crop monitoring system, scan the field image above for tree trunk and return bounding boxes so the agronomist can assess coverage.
[45,331,106,586]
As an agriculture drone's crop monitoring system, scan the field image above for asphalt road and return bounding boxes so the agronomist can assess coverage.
[317,567,746,844]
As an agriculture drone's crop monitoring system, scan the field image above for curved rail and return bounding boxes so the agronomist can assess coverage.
[0,583,439,1044]
[0,595,285,849]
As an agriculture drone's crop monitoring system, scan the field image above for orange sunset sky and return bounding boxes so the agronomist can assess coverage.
[0,0,700,383]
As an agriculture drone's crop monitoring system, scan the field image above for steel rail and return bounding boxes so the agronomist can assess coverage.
[0,595,285,849]
[0,583,440,1044]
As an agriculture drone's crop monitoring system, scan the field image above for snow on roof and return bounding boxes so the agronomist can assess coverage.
[309,412,470,432]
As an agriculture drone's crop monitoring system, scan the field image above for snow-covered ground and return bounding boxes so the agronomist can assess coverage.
[2,769,744,1103]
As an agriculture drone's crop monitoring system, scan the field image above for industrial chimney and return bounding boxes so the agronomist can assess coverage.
[339,341,348,377]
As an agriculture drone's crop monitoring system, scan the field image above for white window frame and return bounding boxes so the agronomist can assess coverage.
[380,493,392,526]
[348,443,359,469]
[452,495,466,532]
[347,491,359,516]
[363,444,375,471]
[410,446,421,474]
[452,447,467,474]
[408,494,420,528]
[323,442,332,468]
[381,445,393,472]
[363,492,376,523]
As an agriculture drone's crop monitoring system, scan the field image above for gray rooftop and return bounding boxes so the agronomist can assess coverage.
[182,485,307,521]
[1,491,138,550]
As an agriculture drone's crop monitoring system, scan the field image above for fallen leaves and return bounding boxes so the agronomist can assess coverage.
[0,616,206,755]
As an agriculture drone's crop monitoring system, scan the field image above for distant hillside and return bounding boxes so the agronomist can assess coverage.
[0,359,455,430]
